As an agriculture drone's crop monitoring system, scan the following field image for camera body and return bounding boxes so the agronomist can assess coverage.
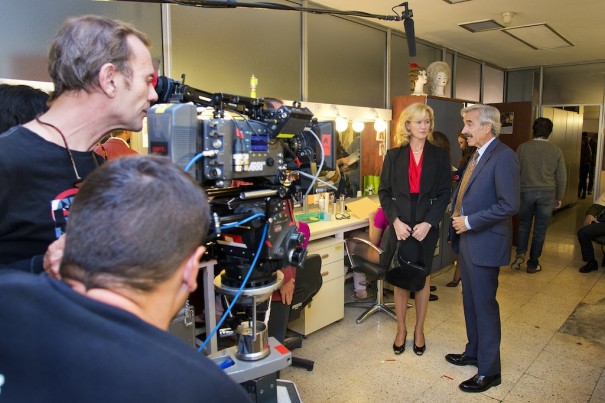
[147,78,319,291]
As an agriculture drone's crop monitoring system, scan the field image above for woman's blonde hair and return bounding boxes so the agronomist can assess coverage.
[394,103,435,147]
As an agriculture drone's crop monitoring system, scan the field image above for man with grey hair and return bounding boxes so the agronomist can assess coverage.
[446,104,520,393]
[0,15,158,274]
[0,156,250,402]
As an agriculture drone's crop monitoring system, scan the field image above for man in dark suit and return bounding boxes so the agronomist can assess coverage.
[447,104,520,393]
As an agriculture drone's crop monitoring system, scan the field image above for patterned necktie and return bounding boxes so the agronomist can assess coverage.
[453,151,479,216]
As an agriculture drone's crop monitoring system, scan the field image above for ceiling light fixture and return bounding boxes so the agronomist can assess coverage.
[501,11,515,26]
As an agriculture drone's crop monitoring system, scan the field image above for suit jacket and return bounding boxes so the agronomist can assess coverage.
[450,138,520,267]
[379,143,451,232]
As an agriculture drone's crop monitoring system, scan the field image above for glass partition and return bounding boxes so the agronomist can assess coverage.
[308,15,386,108]
[543,63,605,105]
[454,56,481,102]
[483,65,505,104]
[170,5,301,100]
[0,0,162,81]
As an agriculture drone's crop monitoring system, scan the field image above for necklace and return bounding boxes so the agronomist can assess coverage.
[36,116,83,187]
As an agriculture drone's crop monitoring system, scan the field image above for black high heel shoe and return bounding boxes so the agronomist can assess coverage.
[393,331,407,355]
[413,332,426,356]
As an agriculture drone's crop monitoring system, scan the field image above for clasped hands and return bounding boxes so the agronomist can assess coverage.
[393,218,431,241]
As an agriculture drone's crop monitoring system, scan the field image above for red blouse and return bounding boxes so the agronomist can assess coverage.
[408,147,423,194]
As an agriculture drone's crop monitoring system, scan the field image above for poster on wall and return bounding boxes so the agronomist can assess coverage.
[500,112,514,134]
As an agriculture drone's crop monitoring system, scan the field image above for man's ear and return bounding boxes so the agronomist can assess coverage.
[98,63,117,97]
[182,246,205,292]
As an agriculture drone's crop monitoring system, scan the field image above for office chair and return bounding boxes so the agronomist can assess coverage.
[344,225,400,324]
[283,254,323,371]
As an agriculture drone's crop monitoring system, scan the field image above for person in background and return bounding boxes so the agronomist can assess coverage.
[511,117,566,273]
[94,129,139,159]
[579,132,592,199]
[447,104,519,393]
[379,103,451,356]
[587,132,598,196]
[0,84,49,133]
[0,156,250,402]
[446,132,477,287]
[0,15,158,274]
[576,191,605,273]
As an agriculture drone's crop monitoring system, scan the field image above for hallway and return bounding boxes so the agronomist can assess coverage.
[281,198,605,402]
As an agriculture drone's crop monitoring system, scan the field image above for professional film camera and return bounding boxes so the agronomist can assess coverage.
[147,76,332,382]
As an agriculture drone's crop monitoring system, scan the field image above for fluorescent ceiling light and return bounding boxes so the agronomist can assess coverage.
[459,19,504,33]
[501,23,574,50]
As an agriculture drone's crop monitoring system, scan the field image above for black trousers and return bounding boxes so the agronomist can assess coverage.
[577,222,605,262]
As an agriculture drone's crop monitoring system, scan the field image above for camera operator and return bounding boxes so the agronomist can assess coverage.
[0,156,250,402]
[0,15,158,275]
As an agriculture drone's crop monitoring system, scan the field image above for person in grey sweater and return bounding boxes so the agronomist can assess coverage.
[511,117,566,273]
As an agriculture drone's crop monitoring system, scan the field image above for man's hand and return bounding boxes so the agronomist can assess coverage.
[411,222,431,241]
[553,199,562,210]
[280,279,295,305]
[43,235,65,279]
[584,214,598,227]
[452,216,469,234]
[393,217,412,240]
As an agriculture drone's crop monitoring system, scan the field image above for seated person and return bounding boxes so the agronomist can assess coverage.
[0,156,249,402]
[577,191,605,273]
[347,207,388,300]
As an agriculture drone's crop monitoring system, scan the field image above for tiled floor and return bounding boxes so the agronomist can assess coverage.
[281,198,605,402]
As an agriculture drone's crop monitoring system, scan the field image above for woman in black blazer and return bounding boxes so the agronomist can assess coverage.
[378,102,451,356]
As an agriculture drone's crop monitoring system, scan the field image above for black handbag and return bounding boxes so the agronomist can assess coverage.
[385,236,428,292]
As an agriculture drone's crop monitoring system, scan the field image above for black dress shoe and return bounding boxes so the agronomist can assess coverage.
[413,341,426,356]
[579,260,598,273]
[393,331,407,355]
[445,352,478,367]
[459,373,501,393]
[393,343,405,355]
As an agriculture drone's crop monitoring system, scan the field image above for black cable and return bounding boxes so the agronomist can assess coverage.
[163,0,403,21]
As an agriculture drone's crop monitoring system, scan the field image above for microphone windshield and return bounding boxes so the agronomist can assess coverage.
[404,18,416,57]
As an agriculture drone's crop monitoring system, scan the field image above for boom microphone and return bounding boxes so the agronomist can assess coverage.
[403,15,416,57]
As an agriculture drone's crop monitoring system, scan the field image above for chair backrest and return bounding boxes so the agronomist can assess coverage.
[289,254,322,322]
[378,225,397,267]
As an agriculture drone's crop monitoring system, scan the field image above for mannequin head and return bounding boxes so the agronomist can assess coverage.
[409,63,427,95]
[427,61,451,97]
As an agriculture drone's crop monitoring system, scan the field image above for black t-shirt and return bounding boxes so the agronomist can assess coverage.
[0,271,251,402]
[0,126,103,272]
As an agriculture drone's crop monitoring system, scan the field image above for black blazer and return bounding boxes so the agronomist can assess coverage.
[379,143,452,229]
